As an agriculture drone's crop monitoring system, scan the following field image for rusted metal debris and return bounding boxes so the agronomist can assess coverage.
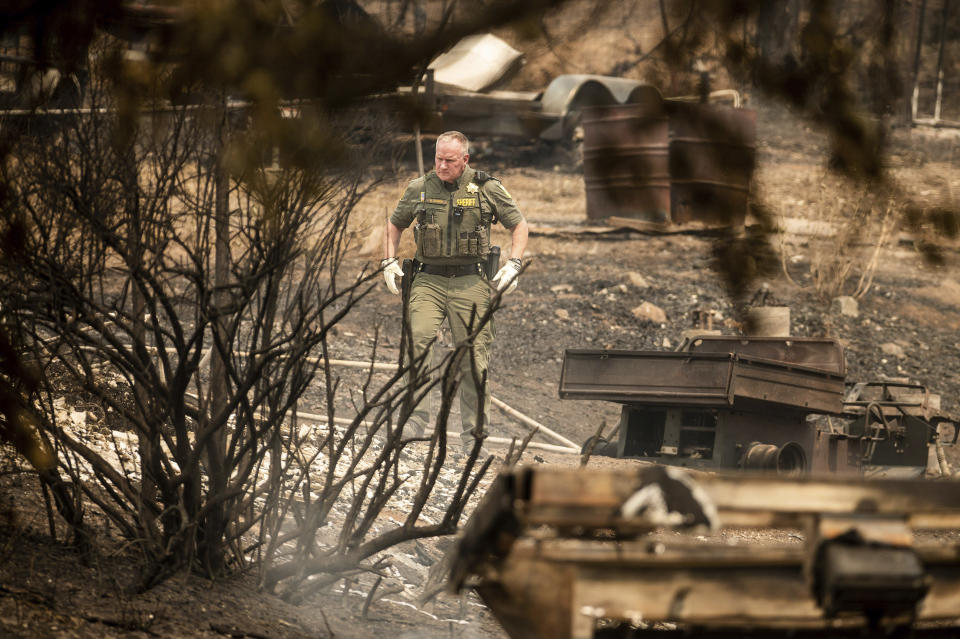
[416,73,664,141]
[450,466,960,639]
[558,336,958,476]
[581,98,756,226]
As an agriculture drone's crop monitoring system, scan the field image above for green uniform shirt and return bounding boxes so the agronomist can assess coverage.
[391,166,524,265]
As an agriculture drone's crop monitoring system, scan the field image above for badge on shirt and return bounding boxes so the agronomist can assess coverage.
[467,182,479,193]
[426,198,447,205]
[455,198,478,207]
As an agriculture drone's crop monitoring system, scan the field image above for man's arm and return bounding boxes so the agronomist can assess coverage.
[507,219,528,261]
[482,177,525,260]
[384,220,404,260]
[381,220,406,295]
[490,219,528,294]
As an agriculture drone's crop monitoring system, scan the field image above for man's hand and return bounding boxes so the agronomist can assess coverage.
[381,257,404,295]
[491,258,521,294]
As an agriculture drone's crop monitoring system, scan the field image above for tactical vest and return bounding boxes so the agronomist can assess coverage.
[413,168,495,264]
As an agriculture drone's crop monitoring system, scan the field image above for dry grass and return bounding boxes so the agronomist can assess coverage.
[771,169,898,300]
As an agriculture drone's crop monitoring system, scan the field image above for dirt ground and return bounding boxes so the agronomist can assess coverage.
[345,96,960,453]
[3,93,959,639]
[5,2,960,635]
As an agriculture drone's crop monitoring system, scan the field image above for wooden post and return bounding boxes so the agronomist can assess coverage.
[412,68,426,175]
[934,0,952,122]
[910,0,928,123]
[414,124,424,176]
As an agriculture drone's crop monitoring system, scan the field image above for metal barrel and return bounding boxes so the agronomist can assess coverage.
[581,102,670,222]
[581,100,756,226]
[668,101,757,226]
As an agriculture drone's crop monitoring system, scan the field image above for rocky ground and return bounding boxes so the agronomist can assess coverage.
[344,97,960,459]
[3,94,960,638]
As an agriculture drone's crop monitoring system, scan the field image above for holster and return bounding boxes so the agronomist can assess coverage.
[401,258,414,299]
[485,246,501,280]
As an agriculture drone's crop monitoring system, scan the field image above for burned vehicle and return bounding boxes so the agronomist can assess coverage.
[559,335,957,476]
[451,466,960,639]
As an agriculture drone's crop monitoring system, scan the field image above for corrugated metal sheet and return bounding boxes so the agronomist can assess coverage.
[538,76,661,141]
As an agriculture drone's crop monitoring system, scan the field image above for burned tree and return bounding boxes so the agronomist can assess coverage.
[0,1,525,589]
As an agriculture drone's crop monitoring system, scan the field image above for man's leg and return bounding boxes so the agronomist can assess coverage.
[406,274,448,437]
[446,274,493,452]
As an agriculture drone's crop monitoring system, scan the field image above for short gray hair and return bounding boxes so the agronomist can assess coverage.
[436,130,469,156]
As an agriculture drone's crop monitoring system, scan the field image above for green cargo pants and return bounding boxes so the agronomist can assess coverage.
[406,270,493,450]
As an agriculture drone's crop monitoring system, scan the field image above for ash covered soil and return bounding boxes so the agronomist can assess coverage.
[345,98,960,462]
[3,99,960,639]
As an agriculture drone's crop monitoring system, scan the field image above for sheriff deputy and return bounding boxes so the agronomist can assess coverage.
[381,130,528,454]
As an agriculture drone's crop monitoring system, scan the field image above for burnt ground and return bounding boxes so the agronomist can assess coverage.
[3,97,960,638]
[345,97,960,458]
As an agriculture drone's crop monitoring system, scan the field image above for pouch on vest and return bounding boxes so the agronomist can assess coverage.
[476,224,490,257]
[457,232,481,257]
[414,203,442,257]
[415,222,442,257]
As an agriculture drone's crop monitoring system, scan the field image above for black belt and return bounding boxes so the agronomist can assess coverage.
[417,262,480,277]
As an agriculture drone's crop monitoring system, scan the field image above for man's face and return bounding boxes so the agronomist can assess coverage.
[435,138,468,182]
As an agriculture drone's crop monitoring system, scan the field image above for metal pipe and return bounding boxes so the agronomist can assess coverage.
[319,415,576,454]
[304,356,395,370]
[490,396,581,451]
[299,356,580,450]
[667,89,742,108]
[171,356,582,451]
[912,117,960,128]
[481,435,577,454]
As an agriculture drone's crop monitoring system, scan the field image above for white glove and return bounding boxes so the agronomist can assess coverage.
[491,258,521,294]
[381,257,404,295]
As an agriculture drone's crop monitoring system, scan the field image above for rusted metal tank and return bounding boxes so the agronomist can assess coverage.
[669,101,756,225]
[581,99,756,225]
[581,101,670,222]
